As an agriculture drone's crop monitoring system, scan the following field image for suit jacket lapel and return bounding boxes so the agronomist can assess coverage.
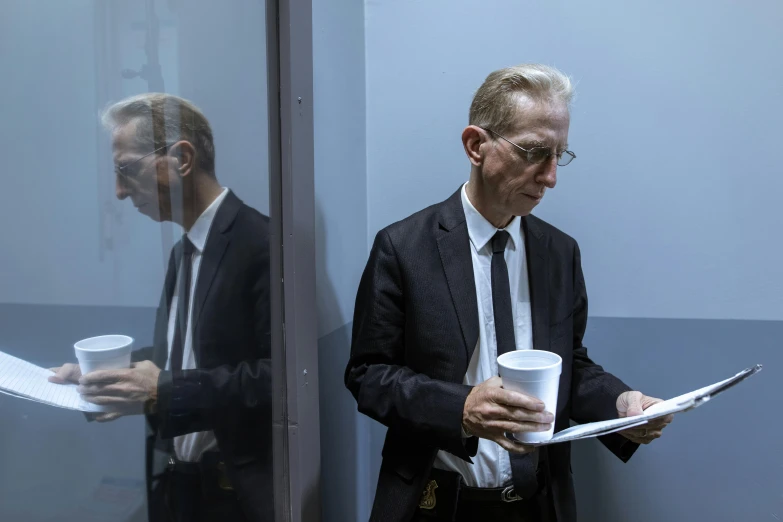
[436,189,480,364]
[523,216,550,353]
[191,191,242,336]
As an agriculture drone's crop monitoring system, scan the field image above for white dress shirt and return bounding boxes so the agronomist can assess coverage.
[166,187,229,462]
[432,182,534,488]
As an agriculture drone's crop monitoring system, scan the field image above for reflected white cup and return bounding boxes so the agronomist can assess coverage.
[497,350,562,443]
[74,335,134,376]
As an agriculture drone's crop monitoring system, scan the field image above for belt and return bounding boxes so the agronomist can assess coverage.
[460,484,525,503]
[166,453,234,491]
[422,467,543,510]
[167,456,200,475]
[460,464,546,504]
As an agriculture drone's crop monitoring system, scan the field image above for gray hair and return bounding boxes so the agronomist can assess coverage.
[101,93,216,174]
[469,64,574,135]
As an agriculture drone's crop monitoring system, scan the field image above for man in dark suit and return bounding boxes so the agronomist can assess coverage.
[49,94,272,522]
[345,64,673,522]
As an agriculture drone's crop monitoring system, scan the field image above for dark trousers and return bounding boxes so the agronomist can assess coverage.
[412,501,538,522]
[413,495,555,522]
[148,465,248,522]
[412,497,552,522]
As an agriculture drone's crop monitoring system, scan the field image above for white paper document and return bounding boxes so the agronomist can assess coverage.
[512,364,763,446]
[0,350,102,412]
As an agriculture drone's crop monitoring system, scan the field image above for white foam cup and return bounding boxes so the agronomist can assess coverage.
[74,335,134,376]
[497,350,562,443]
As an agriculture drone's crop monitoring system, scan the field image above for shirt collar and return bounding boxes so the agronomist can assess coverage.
[186,187,229,253]
[460,182,522,254]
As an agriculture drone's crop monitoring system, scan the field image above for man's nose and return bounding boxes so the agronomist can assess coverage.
[538,156,558,189]
[115,174,131,200]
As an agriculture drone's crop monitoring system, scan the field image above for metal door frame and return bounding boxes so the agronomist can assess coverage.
[267,0,321,519]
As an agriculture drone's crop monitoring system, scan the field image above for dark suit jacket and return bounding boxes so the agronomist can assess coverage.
[135,190,272,521]
[345,188,638,522]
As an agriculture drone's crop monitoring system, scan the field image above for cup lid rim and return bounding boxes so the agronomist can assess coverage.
[497,349,562,371]
[74,335,134,352]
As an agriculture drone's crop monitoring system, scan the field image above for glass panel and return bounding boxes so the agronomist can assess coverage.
[0,2,277,521]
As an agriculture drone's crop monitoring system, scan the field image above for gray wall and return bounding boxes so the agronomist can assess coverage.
[312,0,372,520]
[573,317,782,521]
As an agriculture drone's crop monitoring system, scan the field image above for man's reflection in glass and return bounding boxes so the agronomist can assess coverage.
[50,93,272,522]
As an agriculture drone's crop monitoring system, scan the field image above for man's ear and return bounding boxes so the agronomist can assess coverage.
[167,140,196,177]
[462,125,488,167]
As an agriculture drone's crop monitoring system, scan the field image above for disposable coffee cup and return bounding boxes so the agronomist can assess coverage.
[74,335,134,376]
[497,350,562,443]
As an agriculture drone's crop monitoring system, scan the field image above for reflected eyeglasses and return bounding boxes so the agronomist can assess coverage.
[116,143,173,177]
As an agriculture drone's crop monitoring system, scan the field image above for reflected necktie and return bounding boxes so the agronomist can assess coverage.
[169,236,195,372]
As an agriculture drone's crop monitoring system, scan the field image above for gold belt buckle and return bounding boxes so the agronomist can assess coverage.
[419,479,438,510]
[216,461,234,491]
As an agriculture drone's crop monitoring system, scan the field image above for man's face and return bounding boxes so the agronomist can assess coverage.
[112,121,177,222]
[478,97,570,217]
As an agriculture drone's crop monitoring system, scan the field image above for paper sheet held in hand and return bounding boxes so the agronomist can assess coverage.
[509,364,762,446]
[0,350,102,412]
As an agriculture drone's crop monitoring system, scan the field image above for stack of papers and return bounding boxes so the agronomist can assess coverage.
[511,364,762,446]
[0,350,102,412]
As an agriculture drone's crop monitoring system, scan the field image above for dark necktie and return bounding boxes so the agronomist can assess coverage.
[491,230,539,500]
[169,236,195,372]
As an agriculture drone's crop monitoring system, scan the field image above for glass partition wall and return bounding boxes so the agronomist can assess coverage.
[0,1,320,521]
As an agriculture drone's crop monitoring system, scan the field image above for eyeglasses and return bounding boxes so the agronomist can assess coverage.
[480,127,576,167]
[116,143,172,178]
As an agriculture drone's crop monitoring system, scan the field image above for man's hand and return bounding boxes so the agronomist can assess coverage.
[75,361,161,420]
[48,363,141,422]
[463,376,553,454]
[48,363,82,385]
[616,391,674,444]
